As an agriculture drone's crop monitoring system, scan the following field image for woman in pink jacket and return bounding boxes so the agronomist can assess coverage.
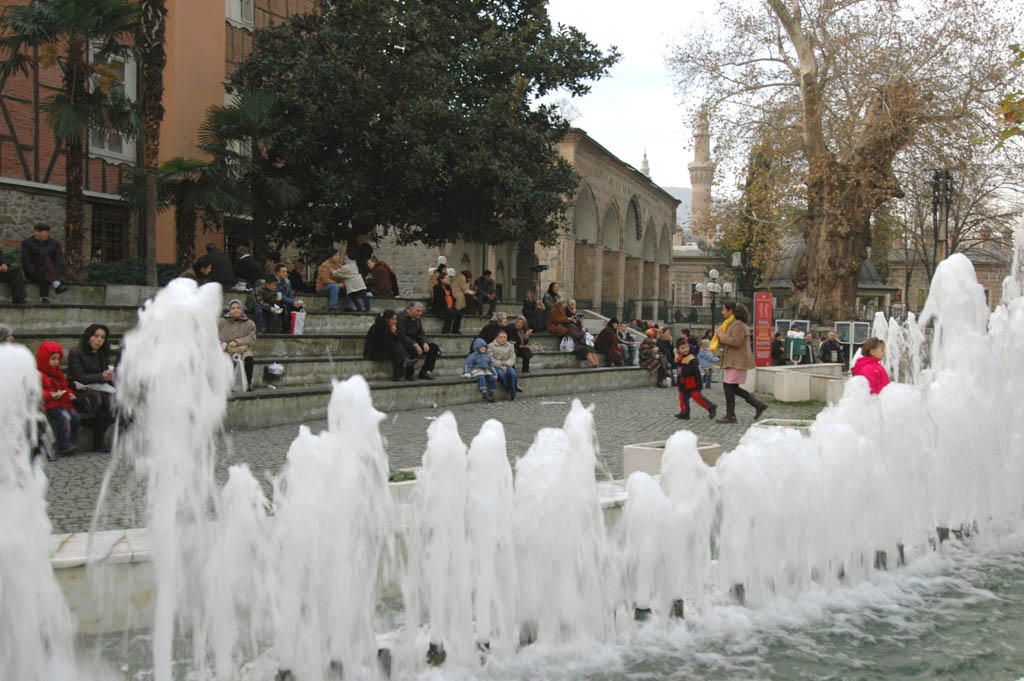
[851,337,891,394]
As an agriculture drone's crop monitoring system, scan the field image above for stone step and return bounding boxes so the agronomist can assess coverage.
[0,281,481,314]
[253,351,587,386]
[226,365,655,428]
[0,303,525,337]
[14,331,570,359]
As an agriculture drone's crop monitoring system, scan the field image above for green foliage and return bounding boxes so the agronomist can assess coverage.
[84,258,178,286]
[997,44,1024,146]
[388,469,417,483]
[226,0,618,252]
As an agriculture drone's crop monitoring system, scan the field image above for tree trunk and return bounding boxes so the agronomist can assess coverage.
[64,137,86,279]
[175,206,196,269]
[138,0,167,286]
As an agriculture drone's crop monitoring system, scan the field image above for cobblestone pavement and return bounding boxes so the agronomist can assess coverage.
[45,383,825,534]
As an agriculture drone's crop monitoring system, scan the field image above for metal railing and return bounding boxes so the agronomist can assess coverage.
[623,298,669,322]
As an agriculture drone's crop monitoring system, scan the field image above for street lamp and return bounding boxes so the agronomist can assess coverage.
[695,269,733,329]
[931,168,954,263]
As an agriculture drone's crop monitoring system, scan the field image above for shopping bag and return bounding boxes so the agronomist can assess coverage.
[559,336,574,352]
[291,310,307,335]
[232,354,249,392]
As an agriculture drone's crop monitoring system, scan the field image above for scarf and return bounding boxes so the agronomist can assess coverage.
[709,314,735,354]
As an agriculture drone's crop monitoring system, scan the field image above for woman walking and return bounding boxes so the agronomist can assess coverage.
[714,301,767,423]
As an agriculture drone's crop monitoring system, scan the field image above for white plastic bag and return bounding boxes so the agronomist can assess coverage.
[291,310,306,335]
[232,354,249,392]
[559,336,574,352]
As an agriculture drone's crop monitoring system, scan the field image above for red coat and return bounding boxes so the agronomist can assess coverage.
[36,340,76,410]
[851,355,891,394]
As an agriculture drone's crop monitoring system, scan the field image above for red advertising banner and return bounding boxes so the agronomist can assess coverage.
[754,291,773,367]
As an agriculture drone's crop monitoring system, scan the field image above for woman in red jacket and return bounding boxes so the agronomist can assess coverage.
[851,337,891,394]
[36,340,80,456]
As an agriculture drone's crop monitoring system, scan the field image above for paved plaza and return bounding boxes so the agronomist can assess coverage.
[44,383,825,534]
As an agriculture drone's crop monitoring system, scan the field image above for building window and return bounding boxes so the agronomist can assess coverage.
[690,283,703,306]
[226,0,254,29]
[91,204,131,262]
[88,46,136,162]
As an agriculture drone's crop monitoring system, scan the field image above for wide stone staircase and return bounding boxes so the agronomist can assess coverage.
[1,282,656,429]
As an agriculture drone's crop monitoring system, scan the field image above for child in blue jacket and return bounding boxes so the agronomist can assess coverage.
[696,339,718,389]
[463,337,498,402]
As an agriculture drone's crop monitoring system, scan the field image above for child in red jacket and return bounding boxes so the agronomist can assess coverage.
[675,339,717,420]
[851,337,891,394]
[36,340,80,455]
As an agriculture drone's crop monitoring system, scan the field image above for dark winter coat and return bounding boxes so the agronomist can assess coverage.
[67,343,113,386]
[206,247,237,286]
[363,315,402,361]
[396,309,429,352]
[20,236,64,279]
[676,356,703,392]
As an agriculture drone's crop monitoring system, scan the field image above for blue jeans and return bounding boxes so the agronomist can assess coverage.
[702,367,713,389]
[344,289,370,311]
[621,345,636,366]
[475,374,498,392]
[253,306,282,332]
[47,407,80,450]
[495,366,518,398]
[320,283,341,310]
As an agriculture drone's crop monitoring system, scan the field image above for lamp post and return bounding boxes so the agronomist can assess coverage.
[696,269,734,330]
[931,168,954,264]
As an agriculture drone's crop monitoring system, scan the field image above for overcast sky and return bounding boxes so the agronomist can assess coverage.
[545,0,705,189]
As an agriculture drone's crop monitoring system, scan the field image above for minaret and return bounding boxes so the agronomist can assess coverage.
[640,149,650,178]
[686,108,715,243]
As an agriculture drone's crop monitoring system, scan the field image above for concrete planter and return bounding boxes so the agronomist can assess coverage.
[622,440,724,478]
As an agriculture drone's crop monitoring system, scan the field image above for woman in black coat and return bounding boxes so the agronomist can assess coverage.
[363,310,411,381]
[66,323,116,451]
[432,272,462,334]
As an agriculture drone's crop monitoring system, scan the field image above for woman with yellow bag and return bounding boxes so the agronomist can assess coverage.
[713,301,768,423]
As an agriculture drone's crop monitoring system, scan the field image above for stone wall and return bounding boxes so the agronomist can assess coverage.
[0,186,69,252]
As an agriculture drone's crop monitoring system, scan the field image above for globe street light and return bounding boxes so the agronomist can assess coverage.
[696,269,733,330]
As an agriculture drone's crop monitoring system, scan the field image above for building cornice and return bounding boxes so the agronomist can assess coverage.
[563,128,682,209]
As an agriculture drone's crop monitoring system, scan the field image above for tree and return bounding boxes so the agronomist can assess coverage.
[998,44,1024,145]
[226,0,618,253]
[0,0,138,278]
[672,0,1022,321]
[135,0,167,286]
[120,156,244,269]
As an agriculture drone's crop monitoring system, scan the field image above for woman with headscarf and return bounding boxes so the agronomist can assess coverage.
[542,281,562,310]
[67,323,117,451]
[218,299,257,390]
[505,314,534,373]
[594,318,623,367]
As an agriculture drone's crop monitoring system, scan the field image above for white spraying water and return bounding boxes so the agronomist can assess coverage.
[102,278,233,681]
[402,412,474,666]
[271,374,393,680]
[513,400,616,645]
[0,344,96,681]
[466,419,518,655]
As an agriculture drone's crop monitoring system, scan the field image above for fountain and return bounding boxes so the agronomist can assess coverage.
[4,225,1024,679]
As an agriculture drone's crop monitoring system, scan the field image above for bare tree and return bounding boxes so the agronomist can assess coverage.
[672,0,1022,321]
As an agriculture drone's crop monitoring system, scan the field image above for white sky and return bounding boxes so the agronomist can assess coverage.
[545,0,705,189]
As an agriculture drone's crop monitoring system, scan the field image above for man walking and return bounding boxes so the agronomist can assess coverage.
[396,301,441,380]
[20,224,67,303]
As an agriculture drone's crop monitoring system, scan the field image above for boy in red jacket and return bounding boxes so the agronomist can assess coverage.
[36,340,80,455]
[851,337,891,394]
[675,339,717,420]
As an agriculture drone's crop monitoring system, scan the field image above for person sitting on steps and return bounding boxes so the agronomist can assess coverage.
[488,329,519,400]
[67,323,117,452]
[463,337,498,402]
[432,271,463,334]
[396,301,440,380]
[363,309,411,381]
[21,224,68,303]
[36,341,79,456]
[505,315,533,374]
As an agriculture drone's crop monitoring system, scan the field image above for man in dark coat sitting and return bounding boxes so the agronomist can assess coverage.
[204,243,238,287]
[396,301,440,380]
[234,245,264,286]
[20,223,68,302]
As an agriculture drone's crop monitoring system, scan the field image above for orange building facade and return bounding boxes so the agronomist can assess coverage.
[0,0,313,264]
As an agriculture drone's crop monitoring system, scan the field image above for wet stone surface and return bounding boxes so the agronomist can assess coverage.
[44,383,825,534]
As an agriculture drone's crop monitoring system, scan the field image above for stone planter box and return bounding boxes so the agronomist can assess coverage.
[750,418,814,435]
[622,440,724,478]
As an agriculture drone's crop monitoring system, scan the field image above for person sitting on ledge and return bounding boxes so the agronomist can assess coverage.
[432,270,463,334]
[595,318,623,367]
[251,277,283,332]
[180,256,212,284]
[0,248,27,304]
[363,309,410,381]
[316,248,345,312]
[21,223,68,303]
[365,256,397,298]
[36,340,79,456]
[219,299,257,390]
[473,311,507,351]
[565,303,599,368]
[67,323,117,452]
[463,337,498,402]
[234,245,264,287]
[488,329,519,400]
[542,281,562,310]
[505,315,533,373]
[546,300,571,336]
[396,301,440,380]
[336,254,370,311]
[204,243,238,288]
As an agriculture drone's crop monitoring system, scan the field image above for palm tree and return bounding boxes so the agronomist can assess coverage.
[135,0,166,286]
[0,0,139,279]
[120,156,244,270]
